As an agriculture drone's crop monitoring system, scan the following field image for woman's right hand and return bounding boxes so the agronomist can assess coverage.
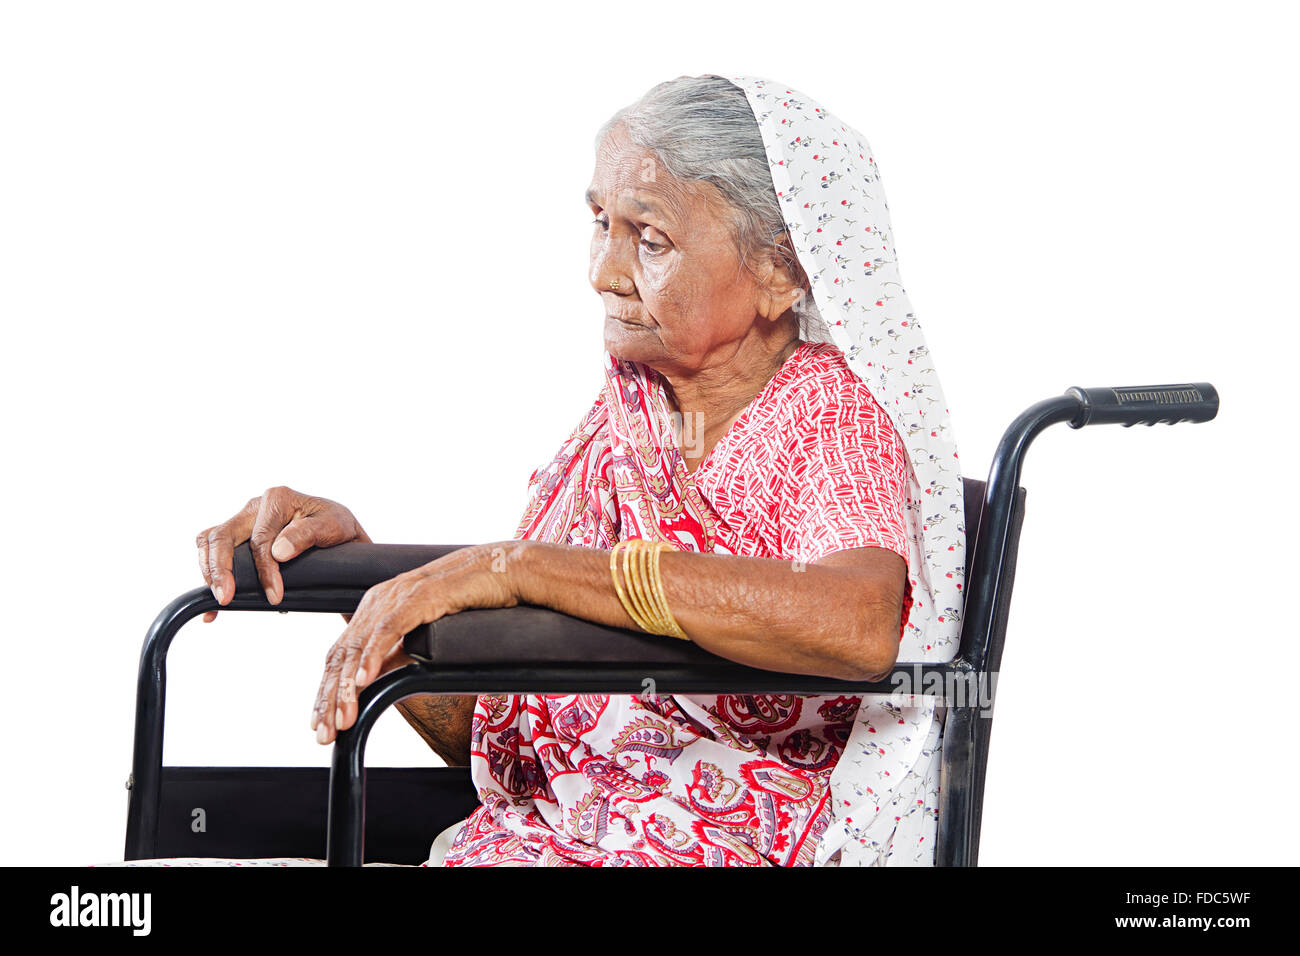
[196,486,370,622]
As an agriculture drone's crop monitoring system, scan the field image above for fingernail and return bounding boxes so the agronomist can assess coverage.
[317,723,330,745]
[271,538,294,561]
[335,708,344,729]
[213,584,225,603]
[355,667,367,685]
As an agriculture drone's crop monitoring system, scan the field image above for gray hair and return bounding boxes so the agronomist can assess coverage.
[597,75,831,342]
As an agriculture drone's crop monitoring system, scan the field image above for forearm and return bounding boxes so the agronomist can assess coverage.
[504,540,902,681]
[334,528,478,762]
[394,695,476,766]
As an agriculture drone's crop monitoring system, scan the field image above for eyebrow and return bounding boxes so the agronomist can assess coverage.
[629,195,667,218]
[584,188,670,220]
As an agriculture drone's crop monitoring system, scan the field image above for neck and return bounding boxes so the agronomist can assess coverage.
[656,320,803,469]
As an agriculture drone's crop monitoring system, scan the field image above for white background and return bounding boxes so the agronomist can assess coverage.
[1,0,1295,866]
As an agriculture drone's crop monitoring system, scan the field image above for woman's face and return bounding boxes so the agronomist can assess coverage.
[586,124,791,376]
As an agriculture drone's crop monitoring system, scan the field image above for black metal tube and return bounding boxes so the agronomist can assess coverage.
[942,383,1219,863]
[326,664,453,866]
[961,396,1077,673]
[321,659,977,866]
[124,588,209,861]
[373,662,966,695]
[936,701,976,867]
[124,585,368,860]
[931,396,1075,867]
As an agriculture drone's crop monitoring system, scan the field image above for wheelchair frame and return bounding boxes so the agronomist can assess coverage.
[123,383,1218,866]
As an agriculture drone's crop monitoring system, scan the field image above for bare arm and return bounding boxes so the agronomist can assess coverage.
[314,537,909,744]
[393,696,476,766]
[505,540,907,682]
[357,541,903,755]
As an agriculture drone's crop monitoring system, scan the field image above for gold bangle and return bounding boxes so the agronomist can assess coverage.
[626,538,670,634]
[646,542,690,641]
[626,540,669,634]
[609,540,642,629]
[611,540,659,634]
[608,538,690,641]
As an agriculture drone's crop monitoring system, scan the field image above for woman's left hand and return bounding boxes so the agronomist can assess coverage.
[311,542,522,744]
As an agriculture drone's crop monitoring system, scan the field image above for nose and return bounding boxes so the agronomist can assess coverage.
[589,230,635,297]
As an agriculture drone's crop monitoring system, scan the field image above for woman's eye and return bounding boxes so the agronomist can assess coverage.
[639,231,667,254]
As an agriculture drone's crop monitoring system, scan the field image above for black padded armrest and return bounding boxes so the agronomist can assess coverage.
[223,540,946,693]
[229,541,470,594]
[405,605,701,668]
[402,605,925,694]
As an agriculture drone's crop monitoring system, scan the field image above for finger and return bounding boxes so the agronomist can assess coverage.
[325,591,379,735]
[196,536,212,590]
[196,541,219,622]
[204,527,237,606]
[313,642,347,743]
[335,627,370,733]
[354,615,399,691]
[249,487,294,604]
[269,514,327,563]
[198,499,258,605]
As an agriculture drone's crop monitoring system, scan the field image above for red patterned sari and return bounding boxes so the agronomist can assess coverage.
[437,341,911,867]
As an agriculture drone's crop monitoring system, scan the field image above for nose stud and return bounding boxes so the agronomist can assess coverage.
[609,278,621,291]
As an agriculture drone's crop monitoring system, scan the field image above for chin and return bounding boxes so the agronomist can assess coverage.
[604,319,657,364]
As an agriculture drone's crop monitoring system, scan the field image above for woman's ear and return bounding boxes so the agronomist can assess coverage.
[754,247,806,323]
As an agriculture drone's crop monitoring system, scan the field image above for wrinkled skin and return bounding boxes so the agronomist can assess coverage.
[196,122,907,754]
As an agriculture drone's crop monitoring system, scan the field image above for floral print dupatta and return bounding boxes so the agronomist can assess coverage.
[441,75,968,867]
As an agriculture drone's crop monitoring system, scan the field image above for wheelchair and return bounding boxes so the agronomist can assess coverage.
[122,382,1219,866]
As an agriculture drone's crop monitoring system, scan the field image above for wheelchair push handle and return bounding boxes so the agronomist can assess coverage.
[1065,382,1219,428]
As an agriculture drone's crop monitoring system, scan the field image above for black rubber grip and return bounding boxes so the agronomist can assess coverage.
[1065,382,1219,428]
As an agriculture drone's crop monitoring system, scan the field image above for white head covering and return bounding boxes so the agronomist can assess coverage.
[724,75,968,864]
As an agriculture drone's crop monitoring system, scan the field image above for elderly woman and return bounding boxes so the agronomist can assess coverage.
[191,74,966,867]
